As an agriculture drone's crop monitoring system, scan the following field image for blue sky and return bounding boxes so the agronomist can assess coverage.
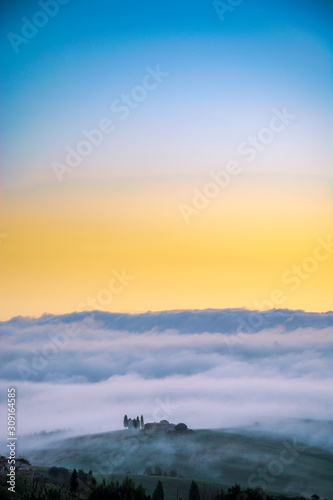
[0,0,332,319]
[1,0,332,188]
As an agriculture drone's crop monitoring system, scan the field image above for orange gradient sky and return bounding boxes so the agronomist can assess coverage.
[1,0,332,319]
[1,174,332,320]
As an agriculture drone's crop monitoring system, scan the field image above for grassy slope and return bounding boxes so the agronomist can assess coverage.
[24,429,333,499]
[91,473,305,500]
[13,469,304,500]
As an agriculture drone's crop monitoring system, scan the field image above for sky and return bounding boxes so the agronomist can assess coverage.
[0,0,332,319]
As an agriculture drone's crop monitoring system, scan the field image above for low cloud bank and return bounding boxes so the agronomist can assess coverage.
[0,309,332,445]
[1,308,332,333]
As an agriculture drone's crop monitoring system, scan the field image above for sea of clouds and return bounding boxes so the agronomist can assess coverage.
[0,309,332,446]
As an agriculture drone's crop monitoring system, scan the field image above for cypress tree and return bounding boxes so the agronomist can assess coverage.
[189,480,200,500]
[70,469,79,495]
[152,480,164,500]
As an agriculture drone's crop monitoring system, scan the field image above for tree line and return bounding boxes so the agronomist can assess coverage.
[0,466,325,500]
[123,415,144,429]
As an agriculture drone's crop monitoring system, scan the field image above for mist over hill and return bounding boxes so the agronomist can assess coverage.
[19,424,333,499]
[0,308,332,446]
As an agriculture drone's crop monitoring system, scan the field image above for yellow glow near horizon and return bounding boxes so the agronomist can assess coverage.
[0,175,332,320]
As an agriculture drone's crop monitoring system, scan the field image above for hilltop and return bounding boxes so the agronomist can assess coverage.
[19,426,333,499]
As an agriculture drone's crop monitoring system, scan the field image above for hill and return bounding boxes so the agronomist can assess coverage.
[20,427,333,499]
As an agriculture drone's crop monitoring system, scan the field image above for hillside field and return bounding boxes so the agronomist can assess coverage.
[21,427,333,499]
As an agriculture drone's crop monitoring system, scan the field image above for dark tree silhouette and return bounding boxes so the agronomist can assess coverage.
[227,483,241,500]
[189,480,200,500]
[90,476,150,500]
[124,415,128,428]
[69,469,79,495]
[141,415,144,429]
[144,465,153,475]
[90,476,97,490]
[152,480,164,500]
[135,483,147,500]
[175,423,188,432]
[154,465,162,476]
